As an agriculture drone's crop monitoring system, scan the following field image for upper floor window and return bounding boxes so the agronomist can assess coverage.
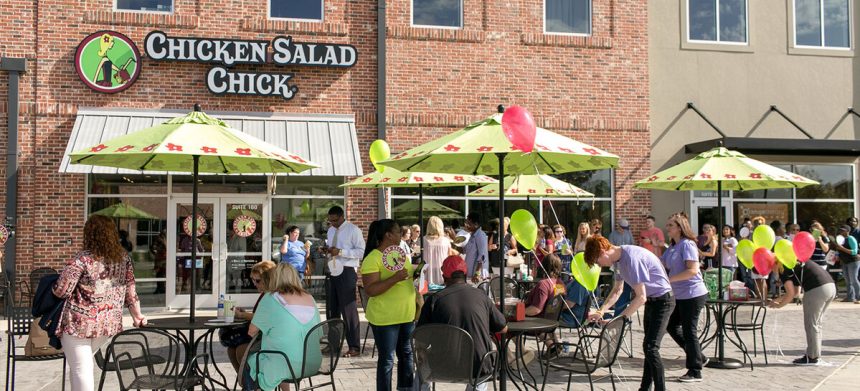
[687,0,748,43]
[412,0,462,28]
[115,0,173,13]
[270,0,324,21]
[545,0,591,35]
[794,0,851,48]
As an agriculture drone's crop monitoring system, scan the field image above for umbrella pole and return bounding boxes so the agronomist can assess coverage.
[708,181,742,369]
[418,184,423,263]
[190,155,199,323]
[496,152,507,391]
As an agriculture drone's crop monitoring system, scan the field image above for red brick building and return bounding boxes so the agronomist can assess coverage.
[0,0,650,309]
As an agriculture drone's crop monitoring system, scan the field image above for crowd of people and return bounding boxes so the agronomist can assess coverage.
[46,209,860,391]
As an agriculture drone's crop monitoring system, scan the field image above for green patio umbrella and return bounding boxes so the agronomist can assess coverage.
[69,105,318,322]
[342,167,495,259]
[467,174,595,198]
[634,145,817,370]
[380,107,618,389]
[90,202,159,220]
[392,199,461,218]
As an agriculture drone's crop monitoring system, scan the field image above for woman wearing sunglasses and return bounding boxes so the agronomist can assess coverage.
[221,260,277,372]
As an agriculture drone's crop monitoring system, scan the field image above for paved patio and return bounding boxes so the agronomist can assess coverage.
[3,302,859,390]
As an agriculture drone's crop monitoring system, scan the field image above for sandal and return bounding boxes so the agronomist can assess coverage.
[342,349,361,358]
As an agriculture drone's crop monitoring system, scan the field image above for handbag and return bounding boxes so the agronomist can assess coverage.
[218,324,252,348]
[25,317,62,357]
[506,254,525,268]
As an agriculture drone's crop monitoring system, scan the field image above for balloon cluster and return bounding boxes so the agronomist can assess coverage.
[736,225,816,275]
[369,139,390,173]
[509,208,599,291]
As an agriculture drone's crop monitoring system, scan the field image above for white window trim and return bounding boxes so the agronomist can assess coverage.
[268,0,325,23]
[114,0,174,14]
[685,0,749,45]
[543,0,593,36]
[791,0,853,50]
[410,0,464,29]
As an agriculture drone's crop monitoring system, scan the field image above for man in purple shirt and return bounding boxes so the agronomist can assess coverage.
[586,236,675,391]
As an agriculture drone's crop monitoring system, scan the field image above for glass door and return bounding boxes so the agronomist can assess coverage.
[220,198,268,307]
[690,198,731,235]
[167,198,220,308]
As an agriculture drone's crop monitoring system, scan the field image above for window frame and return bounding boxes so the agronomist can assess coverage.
[114,0,174,14]
[268,0,325,23]
[685,0,750,46]
[791,0,853,51]
[410,0,464,29]
[543,0,593,36]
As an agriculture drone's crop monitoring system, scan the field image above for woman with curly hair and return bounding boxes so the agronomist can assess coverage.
[53,215,146,391]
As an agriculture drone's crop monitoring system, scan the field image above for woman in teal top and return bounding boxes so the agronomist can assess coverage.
[360,219,416,391]
[248,263,322,391]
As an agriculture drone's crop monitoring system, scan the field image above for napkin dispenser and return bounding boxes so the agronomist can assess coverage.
[502,300,525,322]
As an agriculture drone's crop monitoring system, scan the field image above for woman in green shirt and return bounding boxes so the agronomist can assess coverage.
[247,263,322,391]
[360,219,416,391]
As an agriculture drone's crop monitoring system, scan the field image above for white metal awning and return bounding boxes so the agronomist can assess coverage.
[59,108,363,176]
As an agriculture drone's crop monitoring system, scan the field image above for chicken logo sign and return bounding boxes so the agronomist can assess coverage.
[75,31,141,93]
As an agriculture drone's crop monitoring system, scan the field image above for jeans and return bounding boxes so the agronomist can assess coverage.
[61,334,109,391]
[640,294,675,391]
[666,294,707,377]
[372,322,415,391]
[843,261,860,301]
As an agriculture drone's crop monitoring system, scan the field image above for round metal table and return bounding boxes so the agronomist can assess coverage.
[503,318,558,390]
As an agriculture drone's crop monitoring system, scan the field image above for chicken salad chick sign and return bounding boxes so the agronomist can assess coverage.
[74,30,357,100]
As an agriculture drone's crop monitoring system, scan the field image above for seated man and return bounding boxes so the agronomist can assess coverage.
[560,277,592,328]
[418,255,507,391]
[523,254,566,357]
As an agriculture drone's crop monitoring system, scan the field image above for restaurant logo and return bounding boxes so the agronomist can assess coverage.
[182,215,208,237]
[144,31,357,100]
[74,31,141,93]
[232,215,257,237]
[381,245,407,272]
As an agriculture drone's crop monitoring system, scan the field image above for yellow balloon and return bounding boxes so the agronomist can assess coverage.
[510,209,538,251]
[774,239,798,270]
[736,239,755,269]
[752,225,776,250]
[369,139,391,173]
[571,252,600,291]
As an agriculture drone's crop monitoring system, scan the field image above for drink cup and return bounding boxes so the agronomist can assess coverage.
[223,299,236,322]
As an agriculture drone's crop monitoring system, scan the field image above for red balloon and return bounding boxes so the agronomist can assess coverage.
[753,247,775,275]
[502,105,537,153]
[792,231,815,263]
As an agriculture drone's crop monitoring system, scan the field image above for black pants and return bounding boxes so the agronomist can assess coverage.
[327,267,361,350]
[640,293,675,391]
[666,294,707,376]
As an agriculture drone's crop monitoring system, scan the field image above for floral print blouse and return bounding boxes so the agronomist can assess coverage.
[53,251,139,339]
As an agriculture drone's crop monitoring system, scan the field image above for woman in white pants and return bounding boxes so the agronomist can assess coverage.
[768,260,836,365]
[53,215,146,391]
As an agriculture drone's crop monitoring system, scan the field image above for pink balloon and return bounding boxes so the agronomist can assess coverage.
[792,231,815,263]
[502,106,537,153]
[753,247,775,275]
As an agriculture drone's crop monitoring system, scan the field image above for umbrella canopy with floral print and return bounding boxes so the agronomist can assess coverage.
[467,174,594,198]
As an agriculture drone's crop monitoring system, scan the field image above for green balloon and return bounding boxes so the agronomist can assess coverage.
[736,239,755,269]
[571,252,600,291]
[369,139,391,173]
[510,209,538,251]
[752,225,776,250]
[774,239,798,270]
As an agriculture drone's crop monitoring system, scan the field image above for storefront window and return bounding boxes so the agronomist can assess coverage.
[733,202,794,229]
[542,200,613,237]
[796,202,854,233]
[392,185,466,197]
[88,174,167,195]
[116,0,173,13]
[392,199,466,228]
[555,169,612,198]
[794,164,854,199]
[87,197,168,307]
[273,176,344,196]
[172,175,267,194]
[271,198,343,275]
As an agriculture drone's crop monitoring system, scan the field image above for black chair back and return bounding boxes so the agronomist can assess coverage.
[312,318,346,376]
[28,268,57,298]
[106,328,187,390]
[543,294,565,321]
[7,306,33,337]
[476,281,489,295]
[412,324,476,384]
[593,317,627,369]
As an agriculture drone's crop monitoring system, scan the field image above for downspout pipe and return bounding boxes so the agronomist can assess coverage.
[376,0,387,219]
[1,57,27,297]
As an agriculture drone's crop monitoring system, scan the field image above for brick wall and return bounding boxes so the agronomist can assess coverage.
[0,0,651,276]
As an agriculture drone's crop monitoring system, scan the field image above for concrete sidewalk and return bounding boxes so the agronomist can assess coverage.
[2,302,859,390]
